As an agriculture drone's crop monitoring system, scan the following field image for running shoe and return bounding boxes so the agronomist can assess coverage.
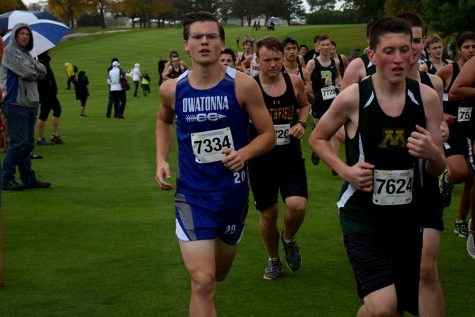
[439,170,453,207]
[467,219,475,260]
[281,232,301,271]
[36,138,54,146]
[311,152,320,165]
[454,220,469,238]
[50,135,64,144]
[263,257,282,280]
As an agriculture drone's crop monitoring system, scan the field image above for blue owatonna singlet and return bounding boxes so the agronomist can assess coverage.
[174,67,250,196]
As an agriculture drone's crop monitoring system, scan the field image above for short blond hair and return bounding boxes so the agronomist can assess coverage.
[425,34,443,49]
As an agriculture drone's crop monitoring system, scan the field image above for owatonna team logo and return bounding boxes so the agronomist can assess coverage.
[379,128,406,148]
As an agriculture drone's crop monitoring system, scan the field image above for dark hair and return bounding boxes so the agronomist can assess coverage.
[366,18,380,38]
[282,37,298,47]
[182,11,225,42]
[369,16,412,50]
[299,44,309,51]
[169,50,179,58]
[313,35,320,43]
[78,71,86,78]
[397,12,426,37]
[221,48,236,64]
[256,36,284,57]
[457,31,475,49]
[243,39,253,46]
[316,35,330,44]
[331,40,337,47]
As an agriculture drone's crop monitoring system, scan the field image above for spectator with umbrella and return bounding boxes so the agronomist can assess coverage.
[0,23,51,190]
[1,10,70,57]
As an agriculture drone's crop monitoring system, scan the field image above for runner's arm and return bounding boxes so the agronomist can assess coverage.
[155,79,177,190]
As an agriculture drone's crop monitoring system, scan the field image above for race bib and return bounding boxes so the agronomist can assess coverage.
[191,127,234,163]
[274,123,291,145]
[373,169,413,205]
[321,86,336,101]
[457,106,472,122]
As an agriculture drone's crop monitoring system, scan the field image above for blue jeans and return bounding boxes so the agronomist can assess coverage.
[1,104,37,184]
[133,80,139,97]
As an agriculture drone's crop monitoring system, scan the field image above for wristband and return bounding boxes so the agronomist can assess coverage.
[298,120,307,129]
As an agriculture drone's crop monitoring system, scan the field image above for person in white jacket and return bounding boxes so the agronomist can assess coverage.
[127,63,142,97]
[107,61,126,118]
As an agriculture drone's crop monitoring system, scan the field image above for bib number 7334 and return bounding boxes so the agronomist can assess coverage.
[373,169,413,205]
[191,127,234,163]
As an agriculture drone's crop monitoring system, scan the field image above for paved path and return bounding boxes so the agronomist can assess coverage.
[63,29,130,41]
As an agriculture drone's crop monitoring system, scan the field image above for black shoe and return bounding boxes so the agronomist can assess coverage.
[3,181,25,191]
[37,138,55,146]
[311,152,320,165]
[24,179,51,189]
[50,135,64,144]
[31,153,43,159]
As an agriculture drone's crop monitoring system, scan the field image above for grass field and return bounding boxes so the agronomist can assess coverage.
[0,25,474,316]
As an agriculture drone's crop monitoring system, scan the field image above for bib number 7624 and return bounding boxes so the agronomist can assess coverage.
[373,169,413,205]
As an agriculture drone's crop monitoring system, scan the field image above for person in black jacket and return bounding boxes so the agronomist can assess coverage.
[36,49,64,145]
[73,71,89,117]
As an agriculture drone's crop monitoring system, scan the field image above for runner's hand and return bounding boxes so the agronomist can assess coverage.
[343,161,375,192]
[407,125,439,161]
[222,148,245,172]
[156,161,173,190]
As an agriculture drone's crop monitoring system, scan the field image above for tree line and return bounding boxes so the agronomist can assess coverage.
[0,0,473,38]
[0,0,306,29]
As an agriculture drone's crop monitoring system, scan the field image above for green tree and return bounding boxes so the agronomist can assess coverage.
[0,0,18,14]
[345,0,386,19]
[230,0,254,26]
[0,0,25,14]
[49,0,84,28]
[422,0,475,37]
[193,0,214,12]
[122,0,168,28]
[215,0,234,23]
[383,0,423,15]
[91,0,110,28]
[306,0,336,11]
[280,0,306,25]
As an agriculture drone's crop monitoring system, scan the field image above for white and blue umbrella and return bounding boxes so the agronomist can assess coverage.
[2,19,70,57]
[0,10,58,31]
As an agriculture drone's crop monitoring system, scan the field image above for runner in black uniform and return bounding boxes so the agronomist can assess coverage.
[331,40,349,78]
[449,55,475,259]
[310,17,445,316]
[436,31,475,238]
[399,11,447,316]
[421,34,452,74]
[305,35,341,166]
[249,37,309,280]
